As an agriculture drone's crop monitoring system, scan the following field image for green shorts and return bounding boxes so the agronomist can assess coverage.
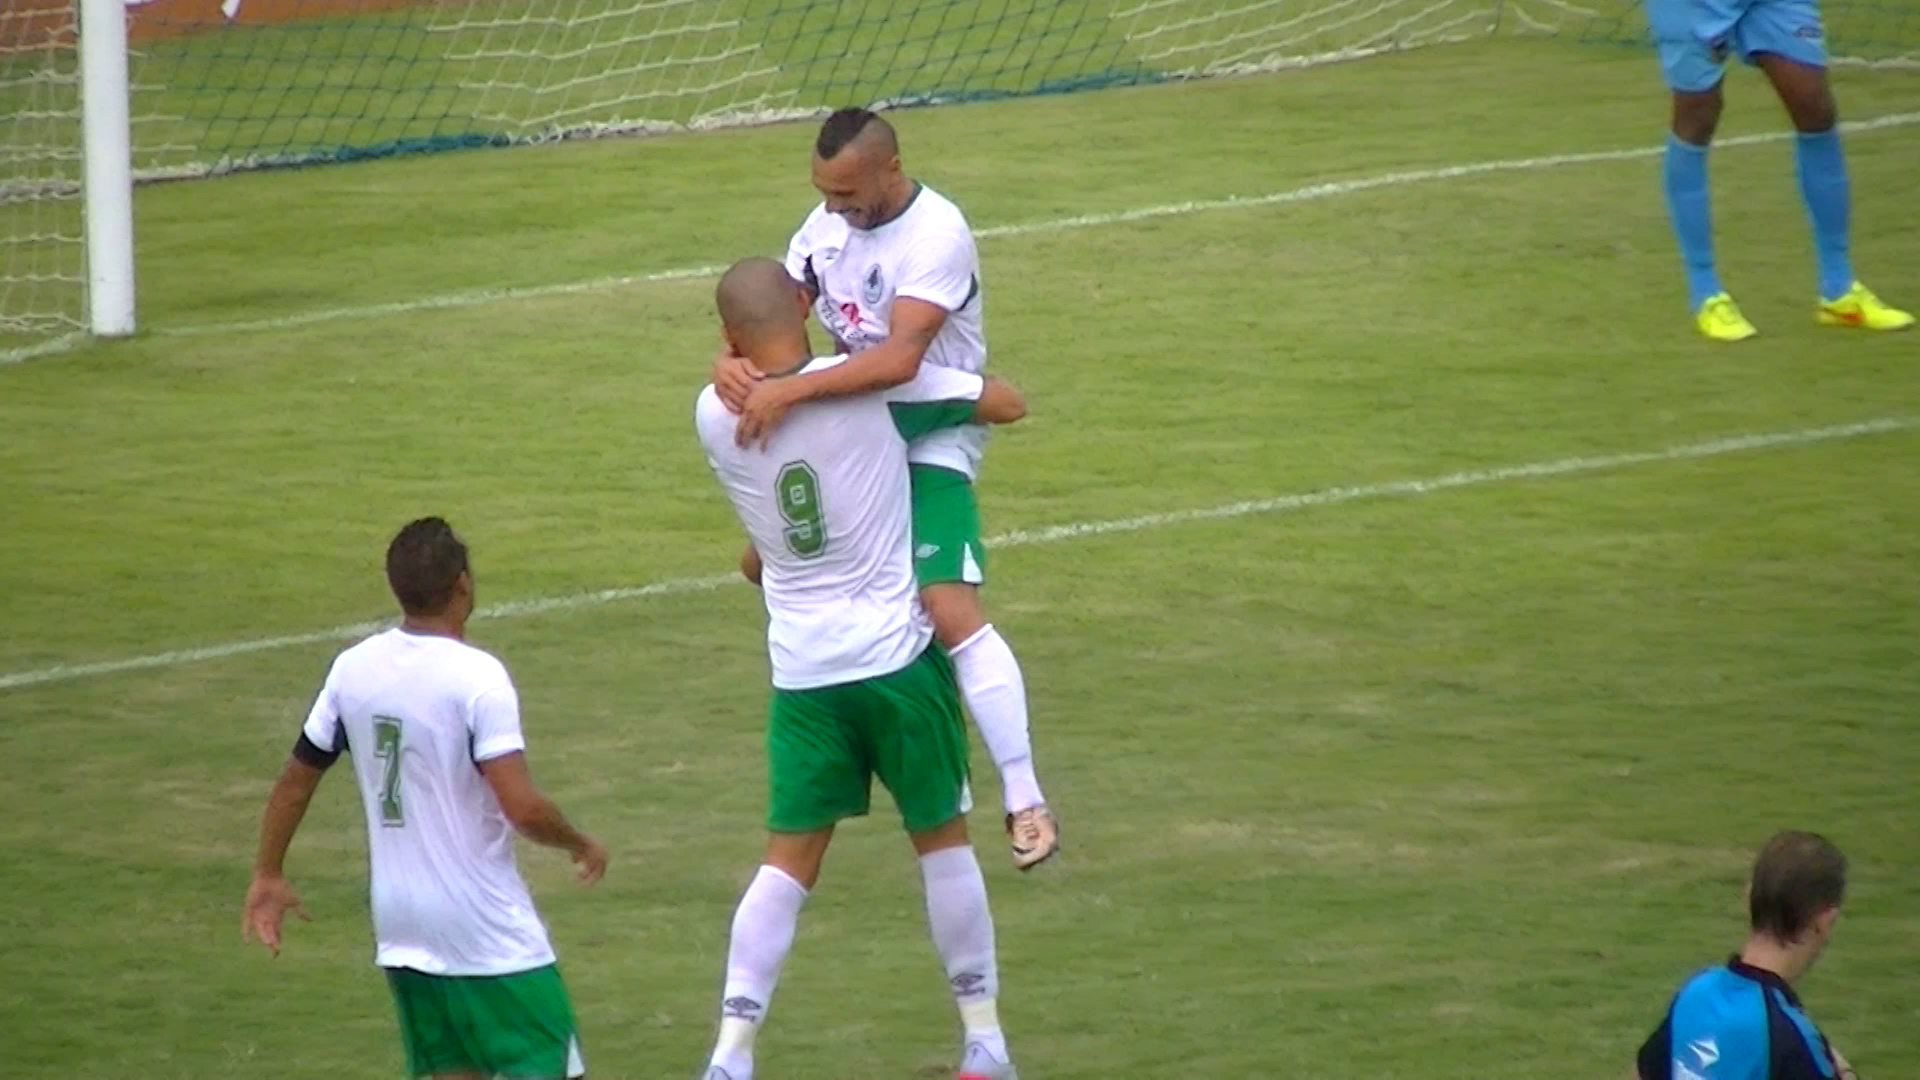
[386,964,584,1079]
[910,464,986,587]
[767,645,971,834]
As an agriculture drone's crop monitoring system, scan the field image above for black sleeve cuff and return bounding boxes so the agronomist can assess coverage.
[292,731,342,770]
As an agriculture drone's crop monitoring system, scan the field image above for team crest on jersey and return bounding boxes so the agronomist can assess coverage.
[863,263,885,304]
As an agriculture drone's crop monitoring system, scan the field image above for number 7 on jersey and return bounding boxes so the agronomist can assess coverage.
[373,715,404,827]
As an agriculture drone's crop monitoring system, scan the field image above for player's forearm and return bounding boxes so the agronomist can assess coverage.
[509,794,593,855]
[253,758,322,876]
[794,336,924,400]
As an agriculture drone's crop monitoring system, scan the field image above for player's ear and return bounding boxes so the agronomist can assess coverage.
[1814,904,1841,938]
[454,569,475,607]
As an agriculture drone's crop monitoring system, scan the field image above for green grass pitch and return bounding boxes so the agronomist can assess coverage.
[2,38,1918,1080]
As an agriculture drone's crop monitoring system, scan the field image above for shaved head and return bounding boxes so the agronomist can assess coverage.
[716,257,808,365]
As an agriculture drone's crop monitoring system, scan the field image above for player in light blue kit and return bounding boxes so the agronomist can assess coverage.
[1646,0,1911,340]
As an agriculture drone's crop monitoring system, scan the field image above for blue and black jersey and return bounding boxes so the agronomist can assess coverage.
[1638,957,1839,1080]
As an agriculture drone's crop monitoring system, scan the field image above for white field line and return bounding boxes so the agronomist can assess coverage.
[2,415,1911,693]
[0,330,87,367]
[142,111,1920,341]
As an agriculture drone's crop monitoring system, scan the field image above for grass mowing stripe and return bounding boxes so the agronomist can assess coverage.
[2,415,1910,692]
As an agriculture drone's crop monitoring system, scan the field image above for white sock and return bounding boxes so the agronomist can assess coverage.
[950,625,1046,813]
[710,865,809,1079]
[920,846,1007,1060]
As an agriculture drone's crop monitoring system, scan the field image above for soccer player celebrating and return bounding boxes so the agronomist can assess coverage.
[1634,831,1859,1080]
[695,258,1027,1080]
[1647,0,1911,340]
[242,517,606,1080]
[714,107,1060,870]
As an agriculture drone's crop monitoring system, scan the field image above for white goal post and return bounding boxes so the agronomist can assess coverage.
[81,0,135,338]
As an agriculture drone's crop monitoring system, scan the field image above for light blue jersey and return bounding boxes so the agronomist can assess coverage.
[1645,0,1829,91]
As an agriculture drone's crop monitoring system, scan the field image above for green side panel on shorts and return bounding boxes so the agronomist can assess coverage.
[386,964,581,1079]
[888,398,977,442]
[909,464,987,587]
[765,646,971,834]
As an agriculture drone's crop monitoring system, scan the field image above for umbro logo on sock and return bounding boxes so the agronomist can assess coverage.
[722,996,764,1020]
[950,972,988,997]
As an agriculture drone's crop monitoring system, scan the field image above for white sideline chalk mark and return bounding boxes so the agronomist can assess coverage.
[2,416,1911,693]
[150,111,1920,341]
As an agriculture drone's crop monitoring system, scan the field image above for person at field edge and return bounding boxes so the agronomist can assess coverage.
[1634,830,1860,1080]
[242,516,606,1080]
[695,258,1028,1080]
[1645,0,1911,340]
[713,107,1061,872]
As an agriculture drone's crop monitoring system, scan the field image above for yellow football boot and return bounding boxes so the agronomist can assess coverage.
[1696,293,1758,342]
[1818,282,1915,331]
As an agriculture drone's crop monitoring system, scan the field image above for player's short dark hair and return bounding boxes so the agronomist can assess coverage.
[815,107,892,160]
[1748,830,1846,942]
[385,516,470,616]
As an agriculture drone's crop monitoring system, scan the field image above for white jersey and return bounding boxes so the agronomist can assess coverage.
[784,184,990,480]
[696,356,984,690]
[301,628,556,976]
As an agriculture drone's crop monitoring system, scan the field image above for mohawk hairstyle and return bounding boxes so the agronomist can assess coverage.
[815,107,894,160]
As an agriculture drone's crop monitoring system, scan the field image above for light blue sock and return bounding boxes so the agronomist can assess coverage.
[1795,129,1854,301]
[1662,135,1721,311]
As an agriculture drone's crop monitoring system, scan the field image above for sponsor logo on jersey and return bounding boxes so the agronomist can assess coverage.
[818,296,885,350]
[863,263,885,304]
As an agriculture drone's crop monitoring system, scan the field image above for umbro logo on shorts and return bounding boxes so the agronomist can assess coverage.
[916,543,941,559]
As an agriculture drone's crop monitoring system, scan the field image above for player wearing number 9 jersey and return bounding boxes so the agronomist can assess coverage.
[242,517,606,1080]
[716,107,1058,872]
[692,258,1026,1080]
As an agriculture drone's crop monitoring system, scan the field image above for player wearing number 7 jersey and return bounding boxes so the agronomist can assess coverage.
[693,258,1027,1080]
[716,107,1059,871]
[242,517,606,1080]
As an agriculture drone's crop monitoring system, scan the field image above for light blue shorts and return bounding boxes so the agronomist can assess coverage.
[1645,0,1828,91]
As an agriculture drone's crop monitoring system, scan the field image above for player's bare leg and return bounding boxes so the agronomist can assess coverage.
[1753,52,1913,330]
[702,829,833,1080]
[910,815,1016,1080]
[923,582,1059,871]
